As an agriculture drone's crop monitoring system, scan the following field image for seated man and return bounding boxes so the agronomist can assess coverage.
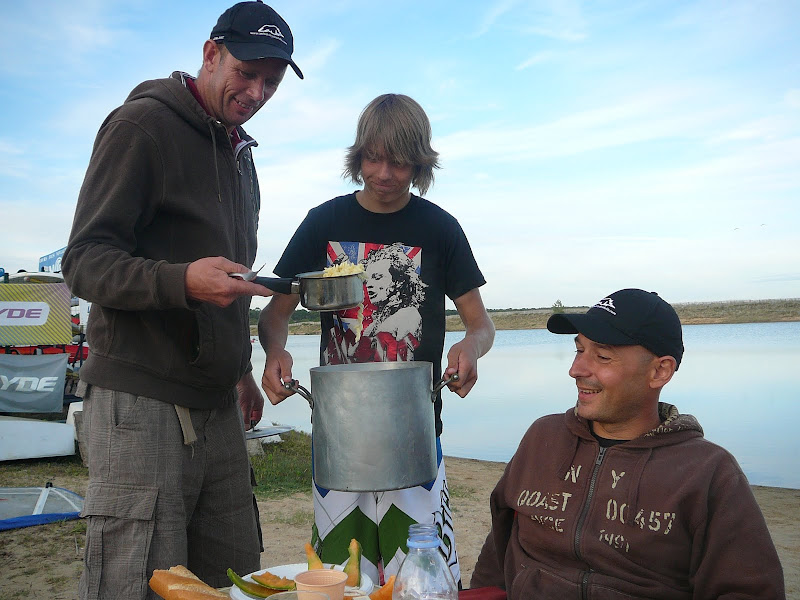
[470,289,785,599]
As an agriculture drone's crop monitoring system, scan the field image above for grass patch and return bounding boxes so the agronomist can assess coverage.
[0,453,87,487]
[448,483,477,500]
[0,430,314,501]
[70,520,87,535]
[271,509,315,527]
[251,429,313,499]
[45,574,71,588]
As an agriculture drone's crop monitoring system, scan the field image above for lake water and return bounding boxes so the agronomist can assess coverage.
[251,321,800,489]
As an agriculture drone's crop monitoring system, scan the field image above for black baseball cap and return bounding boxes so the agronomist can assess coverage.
[211,1,303,79]
[547,289,684,369]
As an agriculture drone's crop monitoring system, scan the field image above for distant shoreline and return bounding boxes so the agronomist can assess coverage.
[269,297,800,336]
[479,297,800,333]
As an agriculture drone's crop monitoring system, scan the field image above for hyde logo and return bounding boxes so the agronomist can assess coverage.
[0,376,60,393]
[0,302,50,326]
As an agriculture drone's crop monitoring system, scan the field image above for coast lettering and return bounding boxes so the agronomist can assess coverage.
[517,489,573,512]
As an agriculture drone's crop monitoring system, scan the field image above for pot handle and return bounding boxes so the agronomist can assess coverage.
[432,373,460,399]
[284,379,313,410]
[252,276,298,295]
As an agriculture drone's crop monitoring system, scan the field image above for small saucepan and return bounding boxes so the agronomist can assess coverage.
[232,270,364,311]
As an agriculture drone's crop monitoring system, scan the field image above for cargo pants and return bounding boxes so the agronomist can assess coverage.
[77,384,261,600]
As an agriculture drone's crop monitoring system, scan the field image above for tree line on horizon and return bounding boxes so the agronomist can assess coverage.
[248,301,571,327]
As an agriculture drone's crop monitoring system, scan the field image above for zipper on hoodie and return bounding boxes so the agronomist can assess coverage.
[574,445,607,599]
[232,139,258,265]
[580,570,592,599]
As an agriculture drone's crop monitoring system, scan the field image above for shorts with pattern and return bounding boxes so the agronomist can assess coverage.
[310,438,460,587]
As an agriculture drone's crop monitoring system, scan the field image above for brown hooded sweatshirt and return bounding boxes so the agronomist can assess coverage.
[62,72,260,408]
[471,403,785,599]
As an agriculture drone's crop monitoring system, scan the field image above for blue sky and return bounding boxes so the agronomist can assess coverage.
[1,0,798,309]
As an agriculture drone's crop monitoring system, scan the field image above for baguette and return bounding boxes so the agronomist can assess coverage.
[149,565,228,600]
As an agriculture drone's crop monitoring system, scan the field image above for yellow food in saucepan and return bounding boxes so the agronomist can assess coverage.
[322,260,365,277]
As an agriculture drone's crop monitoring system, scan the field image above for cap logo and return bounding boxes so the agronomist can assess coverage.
[253,23,287,45]
[593,297,616,315]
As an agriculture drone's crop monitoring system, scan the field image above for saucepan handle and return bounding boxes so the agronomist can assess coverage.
[252,276,296,295]
[284,380,313,410]
[432,373,460,399]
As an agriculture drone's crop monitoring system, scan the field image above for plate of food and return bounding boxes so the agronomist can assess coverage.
[228,563,374,599]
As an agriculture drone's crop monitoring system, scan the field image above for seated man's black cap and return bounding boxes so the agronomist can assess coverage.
[547,288,684,369]
[211,1,303,79]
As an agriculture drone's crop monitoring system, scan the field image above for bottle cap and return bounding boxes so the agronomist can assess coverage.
[407,523,439,548]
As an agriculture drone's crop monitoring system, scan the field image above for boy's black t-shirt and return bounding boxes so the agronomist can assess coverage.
[274,193,486,435]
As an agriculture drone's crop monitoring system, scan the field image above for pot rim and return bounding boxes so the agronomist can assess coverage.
[310,361,432,373]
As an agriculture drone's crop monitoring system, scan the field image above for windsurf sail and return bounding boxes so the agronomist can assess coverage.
[0,482,83,531]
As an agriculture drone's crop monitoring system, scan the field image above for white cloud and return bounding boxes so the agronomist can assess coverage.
[246,91,362,151]
[295,38,342,76]
[436,86,728,163]
[250,147,352,263]
[473,231,800,309]
[474,0,520,37]
[785,89,800,110]
[0,141,30,179]
[473,0,587,42]
[0,197,76,272]
[515,50,556,70]
[517,0,587,42]
[0,143,33,178]
[711,117,790,143]
[4,1,143,76]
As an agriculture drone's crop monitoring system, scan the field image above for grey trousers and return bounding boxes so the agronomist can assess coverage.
[77,384,261,600]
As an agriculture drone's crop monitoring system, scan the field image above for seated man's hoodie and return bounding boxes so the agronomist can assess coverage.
[471,403,785,599]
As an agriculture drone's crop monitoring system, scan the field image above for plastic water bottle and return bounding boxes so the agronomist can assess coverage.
[392,523,458,600]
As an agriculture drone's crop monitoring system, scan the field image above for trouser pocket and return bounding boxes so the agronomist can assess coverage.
[79,482,158,600]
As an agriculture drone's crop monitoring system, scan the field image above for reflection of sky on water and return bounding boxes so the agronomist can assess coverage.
[254,335,320,434]
[254,322,800,489]
[665,323,800,488]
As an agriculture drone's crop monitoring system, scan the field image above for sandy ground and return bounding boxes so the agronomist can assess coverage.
[2,456,798,599]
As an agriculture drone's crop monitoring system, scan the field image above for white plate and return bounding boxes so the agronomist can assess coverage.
[245,425,294,440]
[229,562,373,599]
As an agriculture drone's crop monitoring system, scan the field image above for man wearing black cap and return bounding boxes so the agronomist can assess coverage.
[61,3,302,598]
[470,289,785,598]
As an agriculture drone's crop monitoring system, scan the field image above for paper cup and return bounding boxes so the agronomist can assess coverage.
[267,592,331,600]
[293,569,348,600]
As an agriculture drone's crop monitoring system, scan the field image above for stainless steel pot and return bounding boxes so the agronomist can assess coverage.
[287,362,458,492]
[233,270,364,311]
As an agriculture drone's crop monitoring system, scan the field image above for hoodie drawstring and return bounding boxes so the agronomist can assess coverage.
[209,122,222,203]
[623,447,652,527]
[558,435,581,480]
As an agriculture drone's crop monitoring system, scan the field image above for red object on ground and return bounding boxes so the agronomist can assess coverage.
[459,586,507,600]
[2,344,88,363]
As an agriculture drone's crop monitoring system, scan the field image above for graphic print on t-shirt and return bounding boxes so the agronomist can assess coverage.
[324,241,427,364]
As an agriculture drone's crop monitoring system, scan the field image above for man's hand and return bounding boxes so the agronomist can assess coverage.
[257,293,301,405]
[236,372,264,428]
[261,348,297,405]
[185,256,274,307]
[444,338,480,397]
[444,289,496,398]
